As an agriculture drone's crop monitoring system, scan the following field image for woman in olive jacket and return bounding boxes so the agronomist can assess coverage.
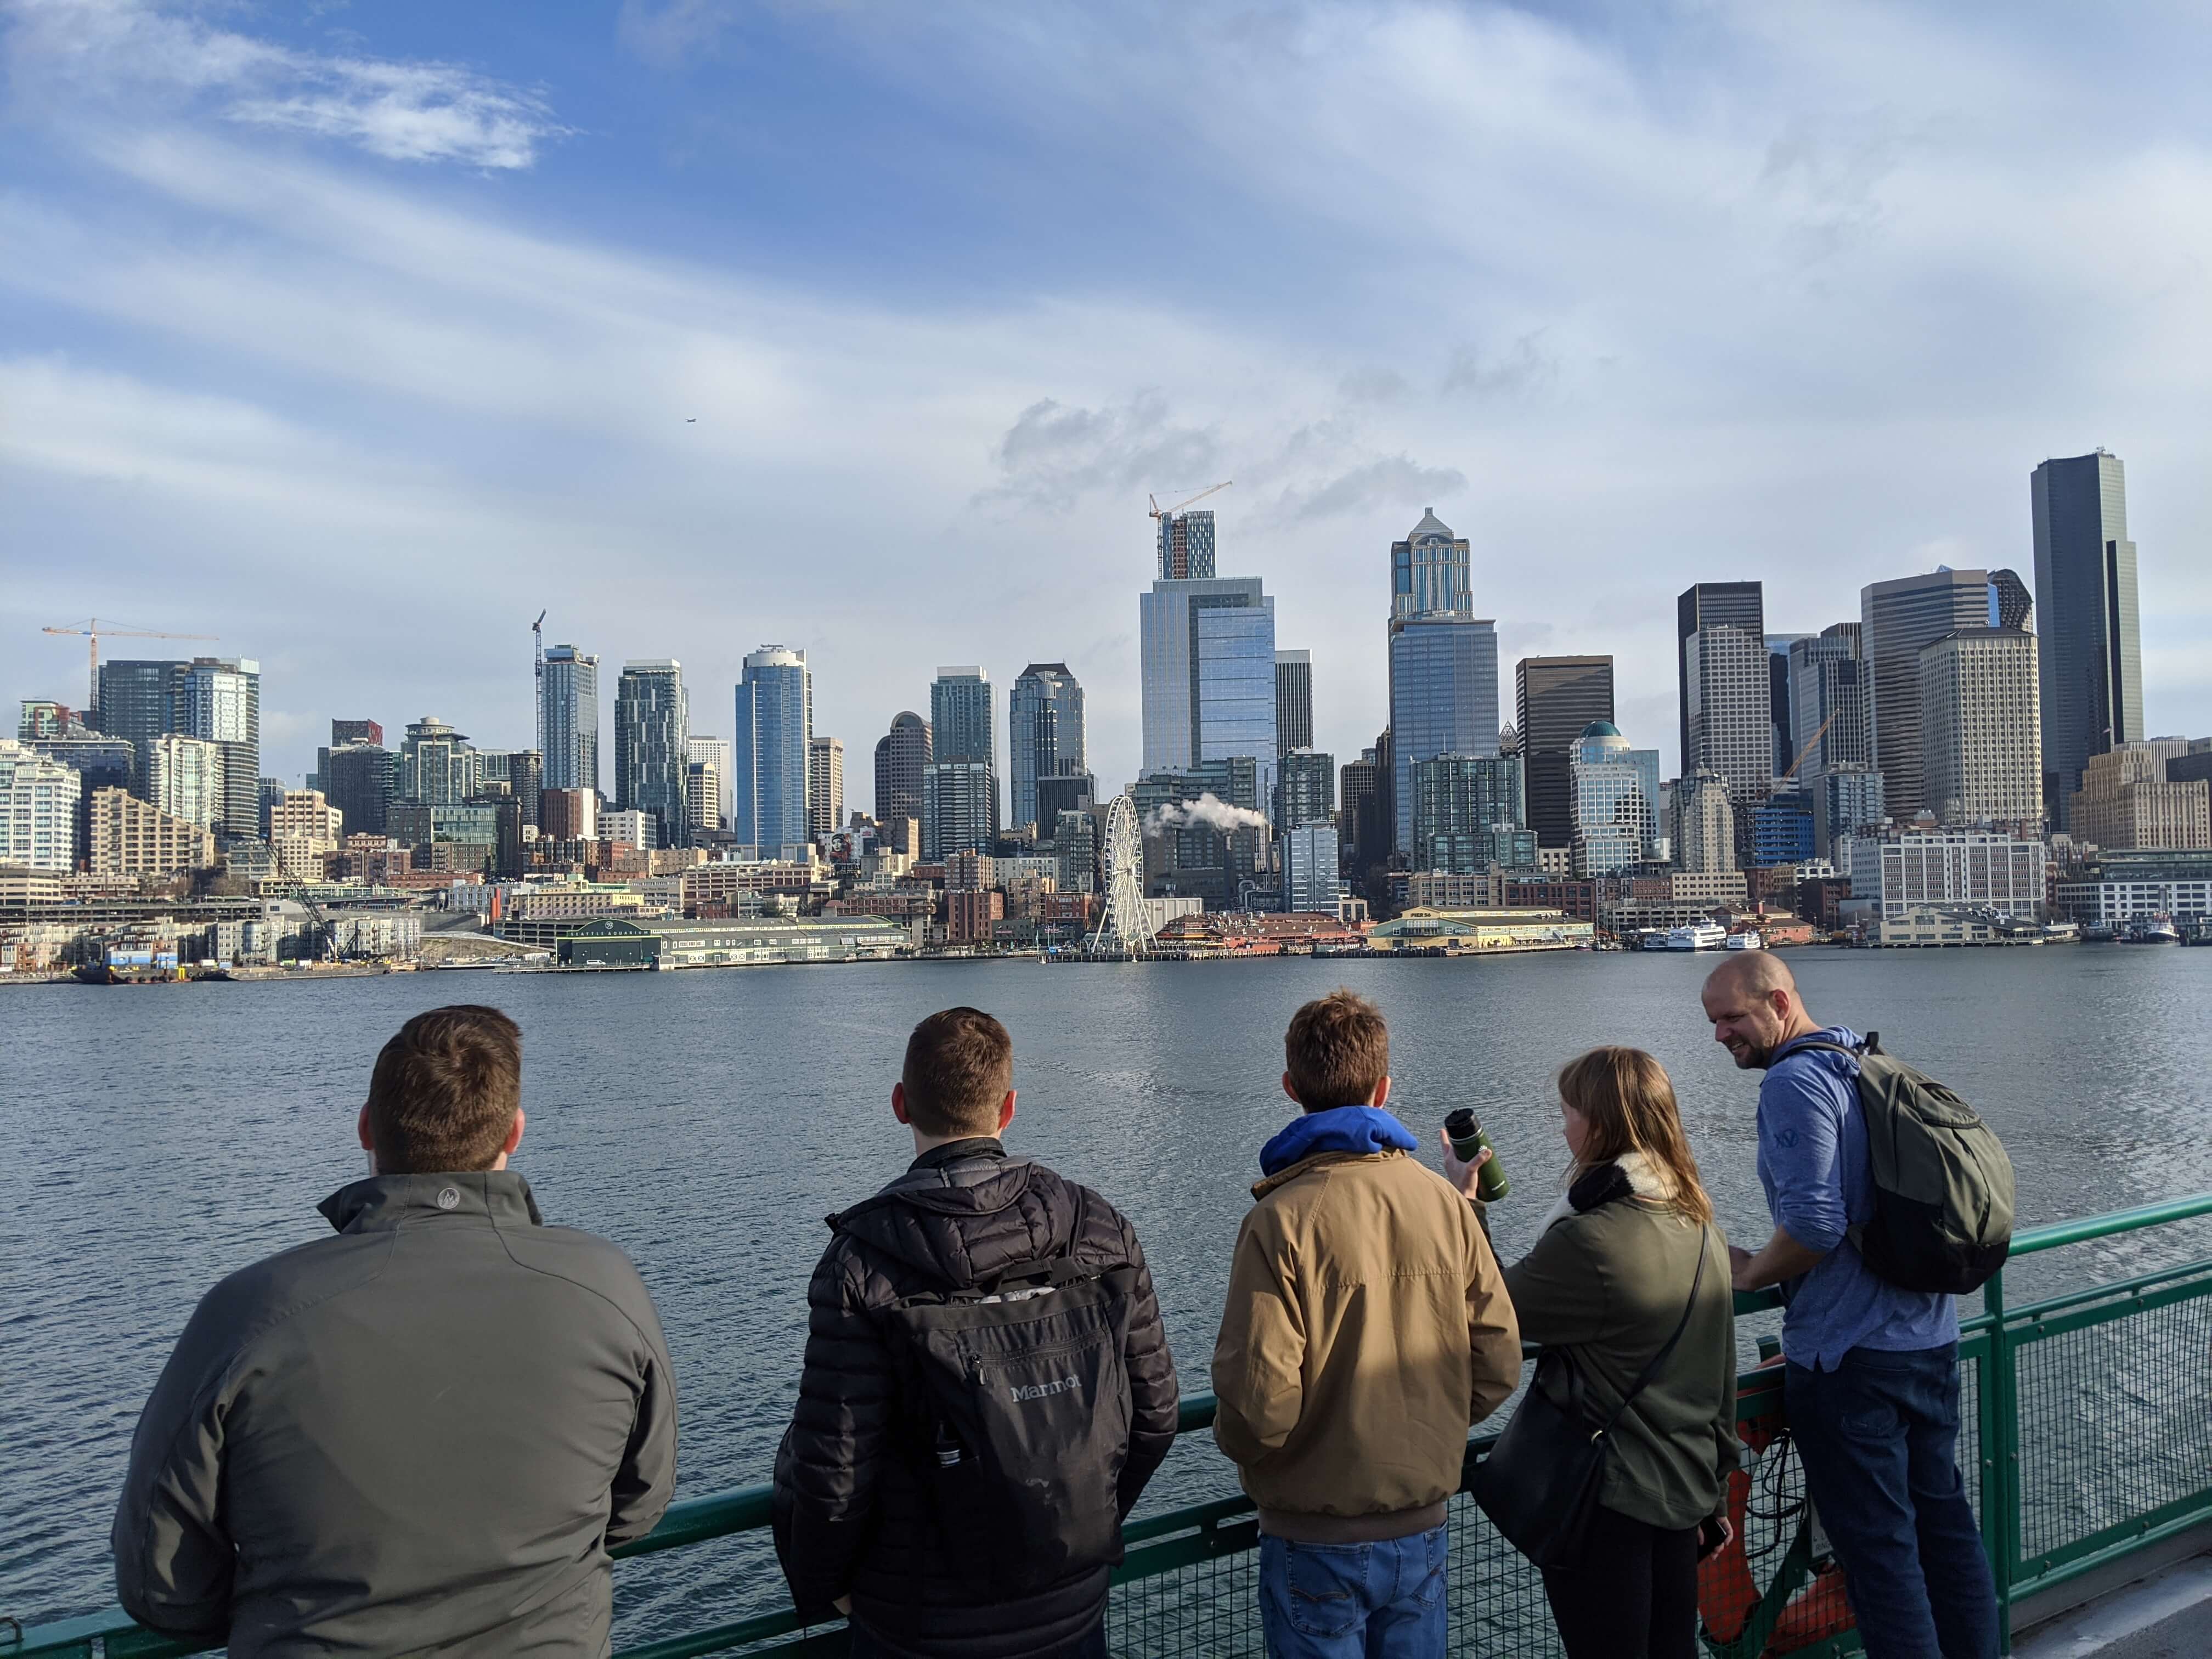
[1444,1046,1740,1659]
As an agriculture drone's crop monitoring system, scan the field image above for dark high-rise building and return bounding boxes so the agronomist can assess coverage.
[1008,663,1085,834]
[92,659,177,778]
[931,667,998,842]
[1035,772,1094,831]
[1339,746,1384,881]
[1860,569,1994,821]
[614,659,690,847]
[874,712,932,823]
[98,657,263,837]
[1277,748,1335,830]
[1676,583,1764,775]
[2033,450,2143,830]
[1515,655,1614,851]
[331,718,383,748]
[324,742,397,838]
[1156,509,1217,580]
[1767,636,1809,778]
[1787,625,1867,781]
[1274,651,1313,753]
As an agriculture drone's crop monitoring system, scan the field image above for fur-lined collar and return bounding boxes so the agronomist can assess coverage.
[1534,1148,1677,1233]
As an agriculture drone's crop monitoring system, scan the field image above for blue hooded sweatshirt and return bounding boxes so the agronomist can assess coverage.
[1259,1105,1419,1178]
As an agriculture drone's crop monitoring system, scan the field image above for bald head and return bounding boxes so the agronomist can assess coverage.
[1704,950,1799,1005]
[1701,950,1818,1071]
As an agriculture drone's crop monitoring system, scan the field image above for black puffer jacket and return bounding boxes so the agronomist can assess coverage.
[772,1139,1179,1658]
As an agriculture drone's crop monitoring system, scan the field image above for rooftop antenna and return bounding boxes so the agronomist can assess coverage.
[532,611,548,759]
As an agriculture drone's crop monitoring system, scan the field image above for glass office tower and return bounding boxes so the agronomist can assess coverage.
[615,659,690,847]
[733,646,811,849]
[2032,449,2142,830]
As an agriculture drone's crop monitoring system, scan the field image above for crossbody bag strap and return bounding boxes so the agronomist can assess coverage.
[1593,1231,1709,1441]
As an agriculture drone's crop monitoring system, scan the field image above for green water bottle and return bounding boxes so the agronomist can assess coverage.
[1444,1109,1510,1202]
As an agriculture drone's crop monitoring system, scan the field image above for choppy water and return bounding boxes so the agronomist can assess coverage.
[4,947,2210,1640]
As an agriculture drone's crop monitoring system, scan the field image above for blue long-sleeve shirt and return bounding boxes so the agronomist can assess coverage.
[1757,1028,1957,1369]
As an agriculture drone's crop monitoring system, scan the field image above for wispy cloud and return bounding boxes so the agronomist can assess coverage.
[6,0,566,168]
[984,392,1223,513]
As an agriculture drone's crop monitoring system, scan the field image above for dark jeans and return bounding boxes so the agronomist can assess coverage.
[1786,1342,2000,1659]
[847,1620,1107,1659]
[1539,1503,1700,1659]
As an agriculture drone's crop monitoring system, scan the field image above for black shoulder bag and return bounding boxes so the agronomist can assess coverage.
[1472,1232,1708,1570]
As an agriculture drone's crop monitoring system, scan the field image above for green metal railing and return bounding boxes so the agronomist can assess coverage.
[13,1192,2212,1658]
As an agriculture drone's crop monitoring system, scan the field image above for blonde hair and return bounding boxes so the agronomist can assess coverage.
[1556,1046,1714,1226]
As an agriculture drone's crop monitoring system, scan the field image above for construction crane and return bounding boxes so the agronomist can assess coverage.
[531,611,548,758]
[1146,481,1233,522]
[1780,710,1837,781]
[42,618,219,714]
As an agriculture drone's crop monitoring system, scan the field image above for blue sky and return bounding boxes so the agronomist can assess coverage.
[5,0,2210,797]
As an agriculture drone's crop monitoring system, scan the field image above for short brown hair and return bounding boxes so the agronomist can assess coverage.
[901,1007,1014,1138]
[1556,1046,1714,1225]
[364,1005,523,1173]
[1284,989,1390,1111]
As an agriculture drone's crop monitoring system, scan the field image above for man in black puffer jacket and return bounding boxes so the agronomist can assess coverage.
[773,1007,1179,1659]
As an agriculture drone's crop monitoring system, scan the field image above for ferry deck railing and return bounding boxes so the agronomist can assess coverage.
[12,1191,2212,1658]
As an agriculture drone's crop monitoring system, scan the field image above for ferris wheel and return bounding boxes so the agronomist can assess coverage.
[1086,793,1156,955]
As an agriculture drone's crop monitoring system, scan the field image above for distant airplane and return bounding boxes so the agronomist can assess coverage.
[686,417,697,422]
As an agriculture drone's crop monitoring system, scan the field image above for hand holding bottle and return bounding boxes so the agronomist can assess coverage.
[1440,1109,1510,1203]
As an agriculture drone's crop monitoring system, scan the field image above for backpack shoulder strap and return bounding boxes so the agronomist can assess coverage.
[1594,1233,1708,1440]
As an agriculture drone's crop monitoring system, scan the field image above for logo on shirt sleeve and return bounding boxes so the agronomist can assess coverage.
[1772,1130,1799,1149]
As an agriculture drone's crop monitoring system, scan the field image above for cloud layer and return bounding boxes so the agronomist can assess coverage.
[4,0,2209,800]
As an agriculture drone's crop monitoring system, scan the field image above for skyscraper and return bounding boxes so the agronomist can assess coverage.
[1860,569,1995,820]
[146,735,223,830]
[1157,509,1216,580]
[1767,634,1809,777]
[1276,748,1335,830]
[92,659,178,786]
[1008,663,1085,834]
[808,736,844,842]
[1920,628,2042,827]
[171,657,261,838]
[1675,769,1736,874]
[2033,450,2143,830]
[733,646,811,850]
[687,735,732,828]
[873,712,931,824]
[1391,509,1471,619]
[1515,655,1615,851]
[1387,509,1495,854]
[1282,822,1341,914]
[399,718,475,806]
[1141,574,1278,776]
[1676,583,1763,774]
[686,760,721,838]
[1339,750,1381,876]
[922,761,996,861]
[614,660,690,847]
[324,741,397,838]
[539,645,600,796]
[930,667,998,842]
[1274,651,1313,753]
[1570,721,1661,878]
[1409,754,1530,873]
[1683,622,1773,823]
[1787,625,1867,779]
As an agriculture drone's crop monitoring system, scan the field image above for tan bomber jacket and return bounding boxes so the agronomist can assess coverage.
[1210,1148,1521,1542]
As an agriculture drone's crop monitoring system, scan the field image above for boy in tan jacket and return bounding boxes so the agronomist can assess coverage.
[1212,990,1520,1658]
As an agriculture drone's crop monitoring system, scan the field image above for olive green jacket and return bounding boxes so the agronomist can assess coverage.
[1500,1153,1740,1530]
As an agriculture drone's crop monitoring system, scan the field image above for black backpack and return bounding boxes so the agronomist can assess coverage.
[1788,1034,2015,1295]
[872,1188,1139,1596]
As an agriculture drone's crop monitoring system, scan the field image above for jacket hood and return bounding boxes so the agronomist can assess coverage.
[1259,1105,1418,1178]
[1535,1148,1679,1233]
[829,1141,1066,1286]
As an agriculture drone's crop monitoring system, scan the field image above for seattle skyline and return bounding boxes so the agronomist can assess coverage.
[5,2,2210,794]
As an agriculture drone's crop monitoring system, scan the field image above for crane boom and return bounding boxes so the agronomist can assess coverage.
[42,618,219,714]
[1147,481,1233,520]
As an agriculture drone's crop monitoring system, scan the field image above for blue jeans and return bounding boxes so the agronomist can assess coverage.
[1257,1525,1449,1659]
[1786,1344,2000,1659]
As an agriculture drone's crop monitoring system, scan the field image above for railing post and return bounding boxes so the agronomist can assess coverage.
[1982,1266,2018,1654]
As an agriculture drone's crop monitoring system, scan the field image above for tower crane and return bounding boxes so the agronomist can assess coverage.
[1146,481,1233,522]
[42,619,219,714]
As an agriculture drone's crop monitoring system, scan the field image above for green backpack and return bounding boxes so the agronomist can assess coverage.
[1790,1034,2015,1295]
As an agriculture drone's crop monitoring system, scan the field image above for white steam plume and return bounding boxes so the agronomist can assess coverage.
[1144,793,1271,837]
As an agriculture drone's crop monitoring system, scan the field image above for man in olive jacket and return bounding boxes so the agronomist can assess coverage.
[1212,991,1521,1659]
[112,1006,678,1659]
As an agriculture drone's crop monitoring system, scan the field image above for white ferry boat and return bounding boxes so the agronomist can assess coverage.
[1725,930,1764,951]
[1640,930,1672,951]
[1666,922,1728,951]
